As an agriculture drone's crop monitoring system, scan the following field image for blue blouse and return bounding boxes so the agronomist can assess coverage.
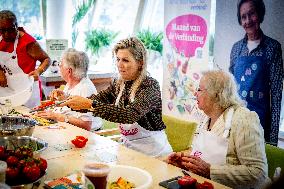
[230,31,283,145]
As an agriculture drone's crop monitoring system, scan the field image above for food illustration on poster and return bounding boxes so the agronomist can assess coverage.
[164,14,207,119]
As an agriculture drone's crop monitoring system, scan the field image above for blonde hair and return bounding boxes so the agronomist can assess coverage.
[202,70,244,109]
[112,37,147,105]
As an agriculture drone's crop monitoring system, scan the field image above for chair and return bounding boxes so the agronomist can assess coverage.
[265,143,284,179]
[162,115,197,152]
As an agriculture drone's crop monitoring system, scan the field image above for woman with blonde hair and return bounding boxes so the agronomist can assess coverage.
[61,37,172,157]
[167,70,269,189]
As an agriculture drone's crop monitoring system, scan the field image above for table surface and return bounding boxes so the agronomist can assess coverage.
[16,106,231,189]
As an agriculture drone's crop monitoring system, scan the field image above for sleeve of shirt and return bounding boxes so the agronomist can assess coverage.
[210,108,268,188]
[269,42,284,145]
[89,81,116,104]
[89,79,162,125]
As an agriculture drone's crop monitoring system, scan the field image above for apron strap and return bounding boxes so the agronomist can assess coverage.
[0,32,19,57]
[12,32,19,57]
[223,107,234,138]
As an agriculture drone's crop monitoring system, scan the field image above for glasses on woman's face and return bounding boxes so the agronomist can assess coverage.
[197,87,205,92]
[0,26,16,34]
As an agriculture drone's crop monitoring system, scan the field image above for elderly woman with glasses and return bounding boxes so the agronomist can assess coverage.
[0,10,50,108]
[60,37,173,157]
[167,70,269,189]
[35,48,102,131]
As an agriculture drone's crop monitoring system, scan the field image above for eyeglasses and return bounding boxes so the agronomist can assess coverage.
[0,26,16,34]
[196,87,206,92]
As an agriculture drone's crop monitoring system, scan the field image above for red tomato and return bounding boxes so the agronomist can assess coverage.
[6,167,19,179]
[23,165,41,181]
[37,158,48,172]
[197,181,214,189]
[178,175,197,186]
[6,156,19,166]
[17,159,27,170]
[0,146,5,160]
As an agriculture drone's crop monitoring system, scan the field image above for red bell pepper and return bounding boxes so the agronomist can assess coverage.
[71,136,88,148]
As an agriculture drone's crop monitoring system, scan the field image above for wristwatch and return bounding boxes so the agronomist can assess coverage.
[64,115,70,123]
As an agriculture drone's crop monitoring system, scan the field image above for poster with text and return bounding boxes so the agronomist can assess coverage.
[162,0,211,122]
[46,39,68,74]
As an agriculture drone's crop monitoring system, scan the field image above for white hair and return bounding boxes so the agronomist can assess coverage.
[61,48,89,79]
[202,70,244,109]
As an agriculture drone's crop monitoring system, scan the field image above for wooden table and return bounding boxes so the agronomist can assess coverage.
[30,122,231,189]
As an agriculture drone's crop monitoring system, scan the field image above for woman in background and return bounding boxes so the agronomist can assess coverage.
[229,0,283,146]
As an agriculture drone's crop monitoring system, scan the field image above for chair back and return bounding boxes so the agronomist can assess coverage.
[163,115,197,152]
[265,143,284,179]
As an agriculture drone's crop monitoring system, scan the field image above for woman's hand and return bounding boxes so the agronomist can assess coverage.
[0,69,8,87]
[166,152,186,169]
[60,96,93,110]
[49,89,66,101]
[34,110,65,122]
[181,155,211,179]
[28,69,41,81]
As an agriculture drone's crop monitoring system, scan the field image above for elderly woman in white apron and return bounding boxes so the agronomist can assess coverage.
[0,10,50,108]
[167,70,269,189]
[34,48,102,131]
[61,37,173,157]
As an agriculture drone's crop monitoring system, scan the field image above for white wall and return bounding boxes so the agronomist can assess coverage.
[214,0,284,70]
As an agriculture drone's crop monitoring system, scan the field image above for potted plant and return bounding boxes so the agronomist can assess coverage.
[136,29,163,54]
[136,29,163,68]
[85,29,118,63]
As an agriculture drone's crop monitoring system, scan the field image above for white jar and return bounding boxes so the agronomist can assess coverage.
[0,160,7,183]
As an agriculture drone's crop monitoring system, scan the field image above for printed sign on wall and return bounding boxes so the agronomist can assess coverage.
[163,0,211,122]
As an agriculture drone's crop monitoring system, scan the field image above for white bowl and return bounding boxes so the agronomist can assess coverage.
[0,74,34,107]
[108,165,152,189]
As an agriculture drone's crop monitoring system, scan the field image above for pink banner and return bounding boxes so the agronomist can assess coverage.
[166,14,207,58]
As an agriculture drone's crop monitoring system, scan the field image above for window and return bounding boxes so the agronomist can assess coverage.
[0,0,44,39]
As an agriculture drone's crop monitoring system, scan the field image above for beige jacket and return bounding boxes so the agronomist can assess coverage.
[205,105,270,189]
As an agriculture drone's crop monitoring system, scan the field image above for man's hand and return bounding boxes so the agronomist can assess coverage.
[0,69,8,87]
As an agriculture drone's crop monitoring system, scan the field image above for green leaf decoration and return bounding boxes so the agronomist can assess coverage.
[136,29,163,54]
[72,0,96,27]
[85,29,119,55]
